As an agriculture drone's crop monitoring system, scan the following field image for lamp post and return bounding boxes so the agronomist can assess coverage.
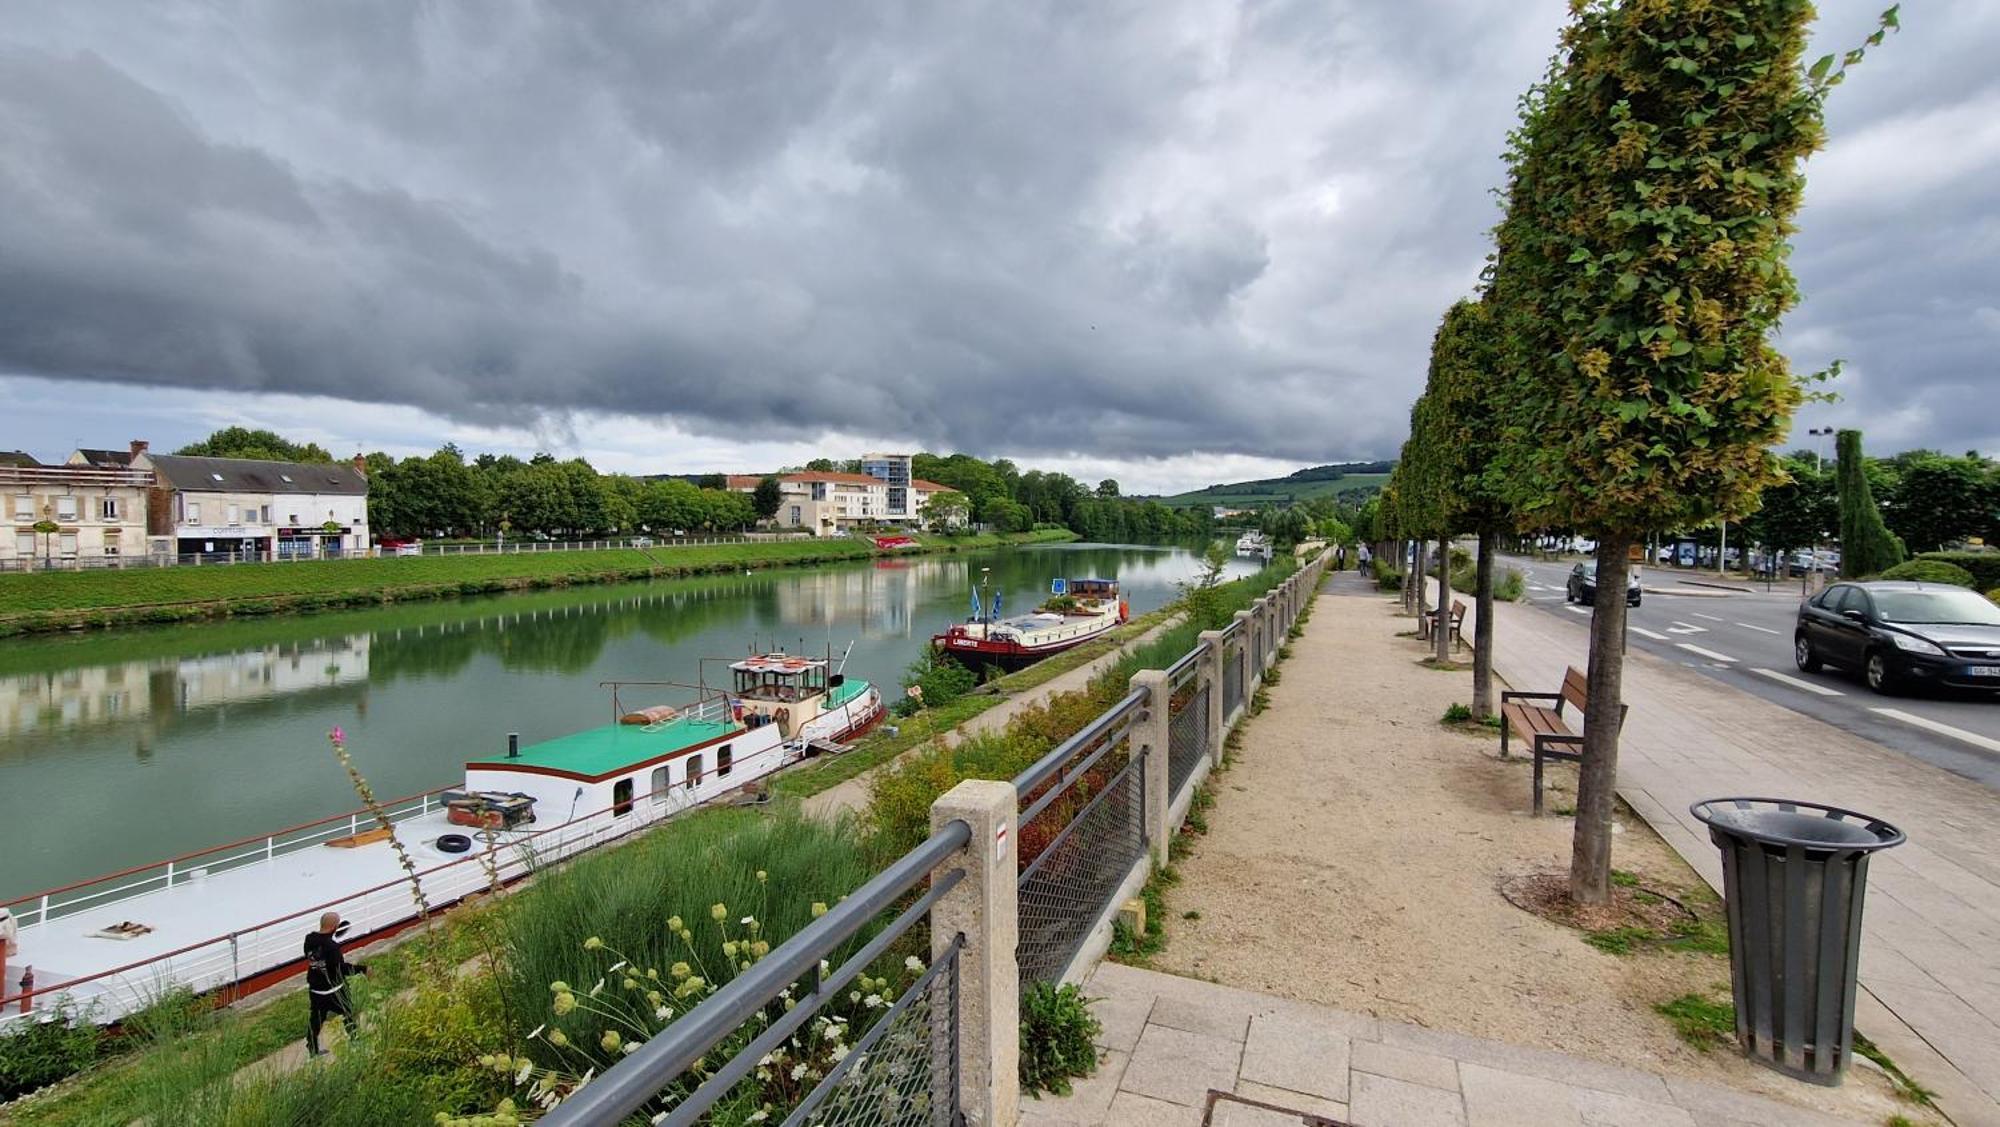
[1806,426,1836,592]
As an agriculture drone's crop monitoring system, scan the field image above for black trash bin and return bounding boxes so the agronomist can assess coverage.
[1690,797,1904,1085]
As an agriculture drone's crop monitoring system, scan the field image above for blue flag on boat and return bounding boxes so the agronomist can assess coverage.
[992,591,1003,618]
[970,586,982,619]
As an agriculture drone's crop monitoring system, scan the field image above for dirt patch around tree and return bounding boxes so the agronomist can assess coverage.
[1146,580,1941,1125]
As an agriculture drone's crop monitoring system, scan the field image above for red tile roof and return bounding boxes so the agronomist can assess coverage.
[784,471,884,486]
[911,479,955,492]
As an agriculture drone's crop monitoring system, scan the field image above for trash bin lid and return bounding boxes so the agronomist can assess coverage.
[1690,797,1903,853]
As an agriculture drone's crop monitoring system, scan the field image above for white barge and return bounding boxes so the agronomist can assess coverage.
[0,653,882,1028]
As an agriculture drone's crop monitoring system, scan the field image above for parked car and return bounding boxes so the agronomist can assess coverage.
[1795,581,2000,695]
[1567,562,1642,607]
[630,536,654,548]
[377,538,422,556]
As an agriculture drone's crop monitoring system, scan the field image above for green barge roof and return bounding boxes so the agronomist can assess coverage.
[469,718,737,778]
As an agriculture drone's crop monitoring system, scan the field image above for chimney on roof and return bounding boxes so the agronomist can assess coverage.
[351,454,368,477]
[129,439,149,459]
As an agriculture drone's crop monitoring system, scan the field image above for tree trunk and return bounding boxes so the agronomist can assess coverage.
[1569,533,1633,905]
[1414,542,1430,621]
[1434,535,1453,663]
[1401,541,1417,614]
[1471,529,1496,719]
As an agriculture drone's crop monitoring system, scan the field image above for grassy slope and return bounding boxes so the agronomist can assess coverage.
[0,530,1075,636]
[1160,471,1390,508]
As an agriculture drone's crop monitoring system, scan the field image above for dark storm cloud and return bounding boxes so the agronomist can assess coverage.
[0,1,1989,463]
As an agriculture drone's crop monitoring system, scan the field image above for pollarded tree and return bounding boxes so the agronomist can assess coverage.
[1399,386,1460,663]
[1836,429,1905,575]
[1486,1,1897,904]
[1426,299,1513,714]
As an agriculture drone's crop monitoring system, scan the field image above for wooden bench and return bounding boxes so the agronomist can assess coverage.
[1416,599,1468,652]
[1500,666,1626,815]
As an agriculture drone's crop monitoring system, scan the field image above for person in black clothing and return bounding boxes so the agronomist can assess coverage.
[304,911,367,1057]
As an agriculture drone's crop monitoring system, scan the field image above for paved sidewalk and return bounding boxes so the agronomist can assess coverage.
[1022,962,1873,1127]
[1469,587,2000,1126]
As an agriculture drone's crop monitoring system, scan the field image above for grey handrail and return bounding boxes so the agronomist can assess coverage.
[542,817,972,1125]
[1012,687,1146,796]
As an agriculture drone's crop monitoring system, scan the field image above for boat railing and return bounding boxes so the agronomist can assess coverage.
[0,787,460,931]
[0,746,773,1024]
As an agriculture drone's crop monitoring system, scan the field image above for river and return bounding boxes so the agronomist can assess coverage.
[0,542,1253,899]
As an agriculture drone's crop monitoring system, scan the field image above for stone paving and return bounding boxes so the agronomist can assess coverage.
[1468,580,2000,1127]
[1022,962,1871,1127]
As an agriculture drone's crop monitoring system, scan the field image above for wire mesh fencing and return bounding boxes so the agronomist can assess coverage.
[1168,682,1211,802]
[1222,638,1245,719]
[792,939,961,1127]
[1015,731,1146,987]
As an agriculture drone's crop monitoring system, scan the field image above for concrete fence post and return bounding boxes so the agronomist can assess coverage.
[1132,669,1172,853]
[1232,609,1255,700]
[929,779,1019,1127]
[1197,631,1226,762]
[1253,596,1274,672]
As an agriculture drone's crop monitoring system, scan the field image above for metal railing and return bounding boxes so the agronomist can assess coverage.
[1168,679,1210,802]
[541,819,970,1126]
[1012,689,1148,986]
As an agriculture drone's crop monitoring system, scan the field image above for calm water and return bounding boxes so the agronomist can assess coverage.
[0,542,1252,899]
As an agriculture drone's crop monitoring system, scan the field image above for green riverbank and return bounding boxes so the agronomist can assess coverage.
[0,529,1077,637]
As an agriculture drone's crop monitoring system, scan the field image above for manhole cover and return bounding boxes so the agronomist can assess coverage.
[1203,1089,1353,1126]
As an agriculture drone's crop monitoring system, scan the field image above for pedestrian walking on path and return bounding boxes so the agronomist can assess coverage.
[303,912,367,1057]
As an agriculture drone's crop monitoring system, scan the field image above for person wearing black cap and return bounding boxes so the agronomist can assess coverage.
[303,911,367,1057]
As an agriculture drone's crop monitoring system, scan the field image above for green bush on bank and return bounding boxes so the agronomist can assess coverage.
[1913,552,2000,591]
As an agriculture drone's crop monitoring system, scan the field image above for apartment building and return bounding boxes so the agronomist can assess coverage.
[133,449,371,560]
[729,471,890,536]
[912,479,968,528]
[859,452,915,521]
[2,450,155,567]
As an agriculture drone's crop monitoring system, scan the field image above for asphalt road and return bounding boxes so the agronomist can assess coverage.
[1500,553,2000,791]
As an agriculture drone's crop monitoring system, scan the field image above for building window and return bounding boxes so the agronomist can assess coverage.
[612,778,634,817]
[717,745,733,778]
[55,496,78,521]
[651,765,671,804]
[227,505,240,525]
[59,532,77,557]
[262,505,272,523]
[811,482,827,501]
[14,533,33,558]
[102,544,120,557]
[186,501,201,523]
[789,505,801,525]
[685,754,703,790]
[11,495,29,520]
[100,497,120,521]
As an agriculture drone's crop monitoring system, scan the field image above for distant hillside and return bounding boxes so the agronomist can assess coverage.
[1161,461,1393,508]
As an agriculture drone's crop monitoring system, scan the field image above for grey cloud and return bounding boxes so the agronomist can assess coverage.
[0,0,1987,466]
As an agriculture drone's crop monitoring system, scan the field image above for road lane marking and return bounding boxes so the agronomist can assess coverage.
[1869,709,2000,755]
[1693,613,1725,622]
[1531,584,1559,592]
[1630,626,1670,641]
[1677,643,1739,663]
[1750,668,1844,696]
[1737,622,1782,635]
[1564,605,1590,616]
[1666,622,1708,634]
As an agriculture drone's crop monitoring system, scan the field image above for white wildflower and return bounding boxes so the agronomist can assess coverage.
[864,993,883,1009]
[608,959,629,973]
[527,1024,546,1040]
[791,1062,809,1081]
[655,1005,673,1021]
[905,956,924,973]
[828,1044,851,1064]
[590,977,606,997]
[515,1058,535,1085]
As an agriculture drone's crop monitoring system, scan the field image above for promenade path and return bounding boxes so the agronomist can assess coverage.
[1463,576,2000,1127]
[1025,571,1908,1126]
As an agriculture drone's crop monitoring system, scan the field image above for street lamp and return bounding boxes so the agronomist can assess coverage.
[1805,426,1836,591]
[1807,426,1835,472]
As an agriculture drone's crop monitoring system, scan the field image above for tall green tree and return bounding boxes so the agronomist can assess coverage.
[1485,0,1896,904]
[1836,429,1905,575]
[1423,300,1511,710]
[175,427,334,463]
[752,476,784,521]
[1880,451,1990,553]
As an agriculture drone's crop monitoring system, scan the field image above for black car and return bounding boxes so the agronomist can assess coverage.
[1566,562,1642,607]
[1794,581,2000,695]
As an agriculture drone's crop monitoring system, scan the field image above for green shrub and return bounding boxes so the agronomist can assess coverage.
[1441,703,1472,724]
[1372,558,1402,590]
[901,651,978,711]
[1990,588,2000,606]
[0,998,103,1102]
[1019,982,1101,1097]
[1876,559,1976,588]
[1494,567,1526,602]
[1914,552,2000,591]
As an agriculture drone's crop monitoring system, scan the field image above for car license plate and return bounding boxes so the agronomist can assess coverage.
[1969,666,2000,678]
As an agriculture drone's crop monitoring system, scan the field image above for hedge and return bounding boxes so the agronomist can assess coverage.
[1915,552,2000,592]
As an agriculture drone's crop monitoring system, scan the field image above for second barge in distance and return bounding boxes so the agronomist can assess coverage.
[931,577,1126,671]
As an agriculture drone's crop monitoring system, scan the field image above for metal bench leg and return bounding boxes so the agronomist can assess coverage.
[1500,719,1510,761]
[1531,748,1544,816]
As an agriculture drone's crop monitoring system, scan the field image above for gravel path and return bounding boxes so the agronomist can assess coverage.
[1148,573,1930,1124]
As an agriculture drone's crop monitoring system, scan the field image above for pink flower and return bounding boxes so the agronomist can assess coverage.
[329,726,346,745]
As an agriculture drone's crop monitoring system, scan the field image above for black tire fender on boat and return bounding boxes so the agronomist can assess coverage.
[436,833,473,854]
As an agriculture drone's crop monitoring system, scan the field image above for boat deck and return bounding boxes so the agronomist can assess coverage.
[7,810,539,1020]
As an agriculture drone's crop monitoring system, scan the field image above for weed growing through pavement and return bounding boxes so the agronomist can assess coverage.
[1855,1032,1940,1109]
[1656,993,1734,1051]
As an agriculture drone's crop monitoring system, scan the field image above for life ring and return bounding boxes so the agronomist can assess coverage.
[436,833,473,854]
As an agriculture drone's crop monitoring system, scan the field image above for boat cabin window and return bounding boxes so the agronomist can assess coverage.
[650,765,670,805]
[717,744,733,778]
[612,778,634,817]
[685,754,703,790]
[733,663,828,703]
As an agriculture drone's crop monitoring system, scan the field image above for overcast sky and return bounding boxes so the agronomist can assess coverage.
[0,2,1992,494]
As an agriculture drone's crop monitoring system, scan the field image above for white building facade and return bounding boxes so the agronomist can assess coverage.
[1,458,154,568]
[135,452,370,560]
